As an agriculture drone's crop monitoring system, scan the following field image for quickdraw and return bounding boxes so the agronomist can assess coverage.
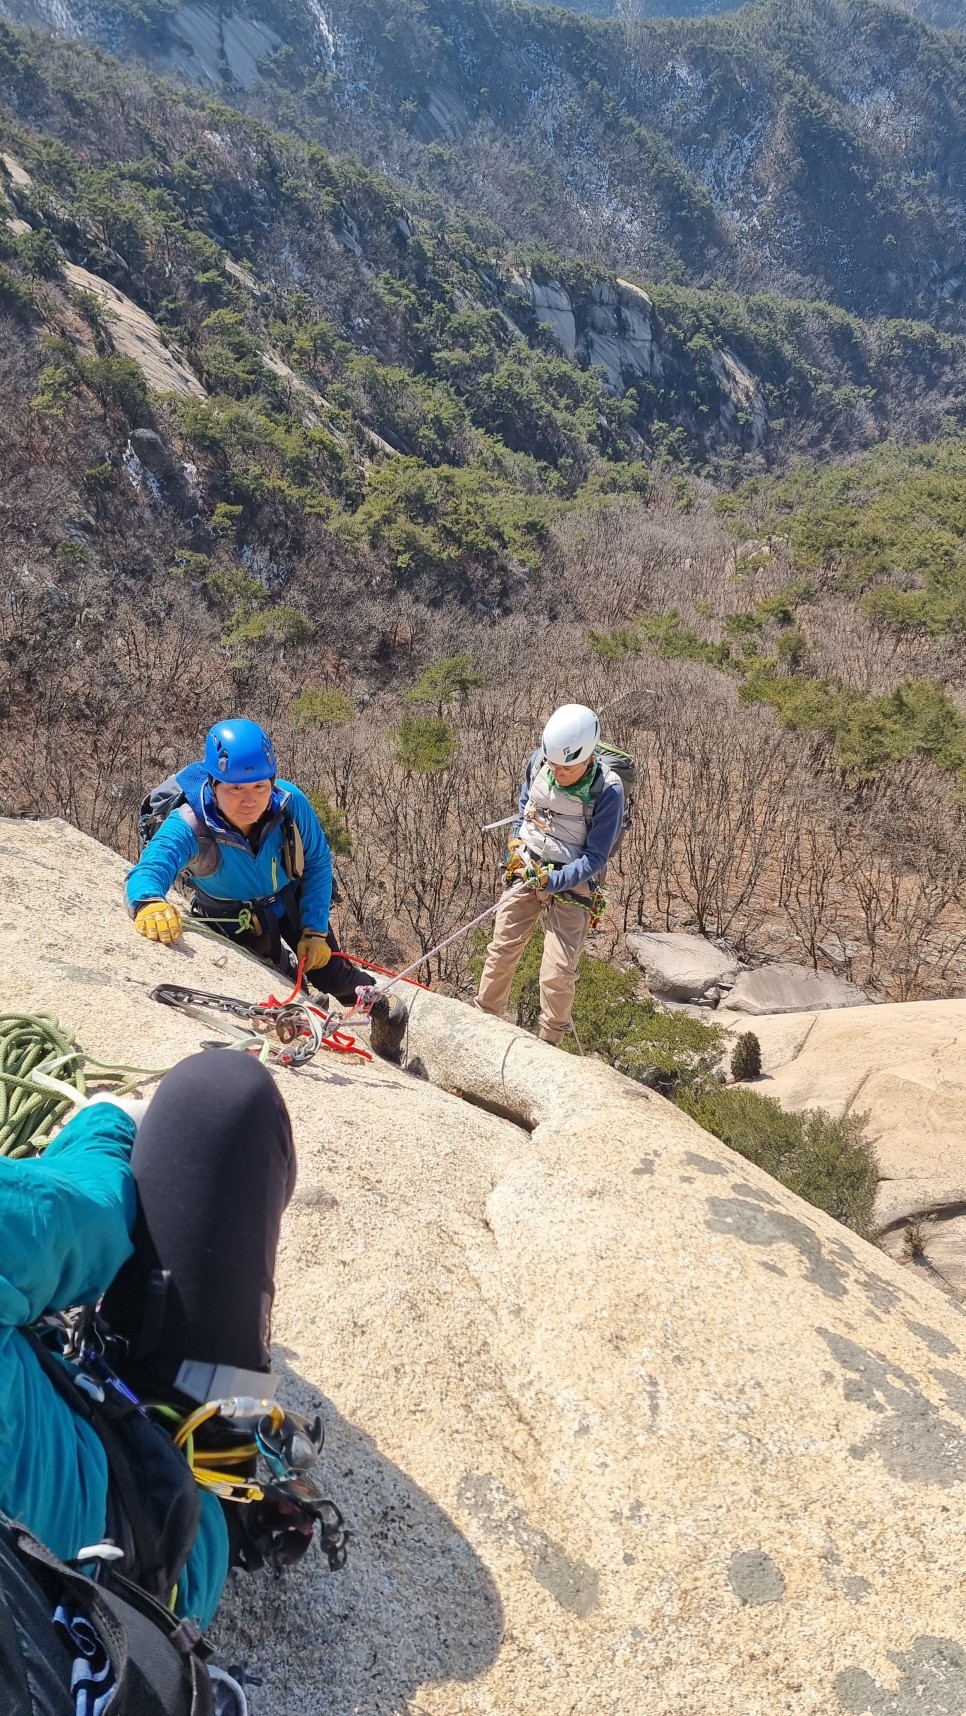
[150,981,372,1067]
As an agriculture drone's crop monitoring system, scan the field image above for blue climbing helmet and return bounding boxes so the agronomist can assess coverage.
[204,718,277,783]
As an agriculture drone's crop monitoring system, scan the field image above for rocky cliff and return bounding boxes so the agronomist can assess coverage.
[5,813,966,1714]
[3,0,966,328]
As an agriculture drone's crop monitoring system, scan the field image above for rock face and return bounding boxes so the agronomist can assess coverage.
[6,814,966,1715]
[726,963,871,1015]
[625,929,739,1000]
[726,999,966,1297]
[505,272,665,394]
[503,270,766,448]
[64,264,205,399]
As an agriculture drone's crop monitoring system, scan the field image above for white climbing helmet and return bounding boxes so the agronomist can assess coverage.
[542,703,601,767]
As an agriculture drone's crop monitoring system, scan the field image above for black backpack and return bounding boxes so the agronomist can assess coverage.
[5,1332,223,1715]
[0,1512,215,1716]
[593,742,638,821]
[138,771,218,875]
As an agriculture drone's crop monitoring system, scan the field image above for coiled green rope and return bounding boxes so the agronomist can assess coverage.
[0,1012,168,1159]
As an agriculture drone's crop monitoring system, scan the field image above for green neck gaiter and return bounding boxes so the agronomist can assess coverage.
[547,760,598,803]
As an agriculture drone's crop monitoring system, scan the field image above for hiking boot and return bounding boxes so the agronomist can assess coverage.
[369,991,408,1063]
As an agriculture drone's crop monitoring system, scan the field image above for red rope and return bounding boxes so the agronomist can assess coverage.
[322,1030,372,1061]
[342,955,431,992]
[263,958,307,1009]
[259,956,374,1061]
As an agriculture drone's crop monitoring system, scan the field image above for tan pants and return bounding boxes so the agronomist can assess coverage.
[476,884,591,1044]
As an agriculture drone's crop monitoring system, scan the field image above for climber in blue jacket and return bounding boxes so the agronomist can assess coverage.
[0,1051,334,1635]
[126,718,369,1005]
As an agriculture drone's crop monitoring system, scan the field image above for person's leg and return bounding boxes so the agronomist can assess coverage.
[101,1052,295,1392]
[538,893,591,1044]
[276,905,370,1006]
[309,930,374,1008]
[476,887,544,1019]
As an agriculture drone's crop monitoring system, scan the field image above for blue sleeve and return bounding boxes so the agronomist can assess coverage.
[0,1104,137,1327]
[543,779,625,894]
[0,1108,230,1625]
[0,1109,133,1560]
[288,786,333,932]
[513,751,538,836]
[125,811,200,915]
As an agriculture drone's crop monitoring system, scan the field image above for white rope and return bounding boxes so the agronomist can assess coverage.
[365,894,514,998]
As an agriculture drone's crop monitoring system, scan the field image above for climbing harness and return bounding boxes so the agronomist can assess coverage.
[0,1012,169,1158]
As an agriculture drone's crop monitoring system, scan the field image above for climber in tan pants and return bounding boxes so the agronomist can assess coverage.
[477,879,596,1043]
[477,704,625,1045]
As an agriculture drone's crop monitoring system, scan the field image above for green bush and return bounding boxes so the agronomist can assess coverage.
[30,363,78,415]
[77,355,148,416]
[14,227,64,280]
[404,652,484,713]
[336,458,550,583]
[720,440,966,639]
[730,1032,762,1082]
[198,310,262,395]
[0,264,34,318]
[82,462,114,492]
[291,687,354,727]
[493,934,723,1088]
[677,1086,878,1239]
[223,604,313,649]
[393,714,458,772]
[307,790,352,855]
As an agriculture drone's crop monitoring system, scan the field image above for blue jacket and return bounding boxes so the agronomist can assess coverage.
[515,750,624,894]
[126,766,333,932]
[0,1105,228,1629]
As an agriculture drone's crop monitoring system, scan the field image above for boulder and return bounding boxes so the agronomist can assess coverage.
[726,963,870,1016]
[625,929,740,1000]
[7,816,966,1714]
[128,428,179,480]
[728,997,966,1198]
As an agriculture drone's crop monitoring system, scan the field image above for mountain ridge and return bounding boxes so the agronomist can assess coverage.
[3,0,966,326]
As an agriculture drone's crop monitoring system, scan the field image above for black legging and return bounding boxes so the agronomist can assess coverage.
[194,896,370,1008]
[101,1052,295,1395]
[279,910,372,1008]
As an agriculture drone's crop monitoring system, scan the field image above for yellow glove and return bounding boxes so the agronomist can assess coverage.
[134,900,183,945]
[524,859,552,892]
[505,837,527,885]
[297,929,332,972]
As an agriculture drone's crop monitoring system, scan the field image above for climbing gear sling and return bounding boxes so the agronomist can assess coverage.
[150,963,373,1067]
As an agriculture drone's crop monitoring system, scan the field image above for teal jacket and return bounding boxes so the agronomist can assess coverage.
[0,1104,228,1628]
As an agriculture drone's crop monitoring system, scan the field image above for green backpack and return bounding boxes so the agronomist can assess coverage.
[591,742,638,841]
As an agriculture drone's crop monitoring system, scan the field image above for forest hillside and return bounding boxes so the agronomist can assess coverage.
[3,0,966,324]
[2,3,966,1008]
